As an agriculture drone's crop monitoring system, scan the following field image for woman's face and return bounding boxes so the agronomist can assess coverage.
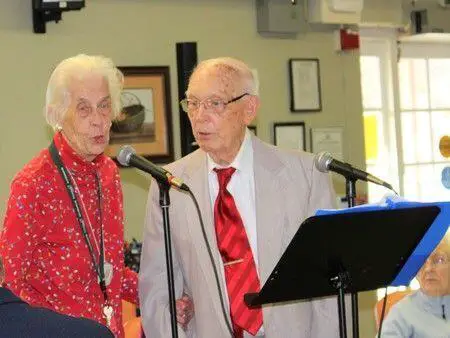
[60,73,112,161]
[417,247,450,297]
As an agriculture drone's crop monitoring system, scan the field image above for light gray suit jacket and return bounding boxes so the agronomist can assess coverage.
[139,136,341,338]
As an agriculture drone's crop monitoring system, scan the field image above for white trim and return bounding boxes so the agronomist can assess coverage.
[400,41,450,58]
[360,29,402,196]
[399,33,450,44]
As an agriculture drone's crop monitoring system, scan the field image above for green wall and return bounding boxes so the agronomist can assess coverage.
[0,0,375,335]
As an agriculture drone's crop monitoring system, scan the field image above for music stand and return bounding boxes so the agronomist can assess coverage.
[245,205,442,338]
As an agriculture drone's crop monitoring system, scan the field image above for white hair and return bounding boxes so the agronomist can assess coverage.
[44,54,123,130]
[191,57,259,96]
[436,229,450,256]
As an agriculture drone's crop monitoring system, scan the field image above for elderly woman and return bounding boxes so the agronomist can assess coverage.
[0,54,191,337]
[379,232,450,337]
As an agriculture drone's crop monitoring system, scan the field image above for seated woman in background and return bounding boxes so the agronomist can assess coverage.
[379,231,450,337]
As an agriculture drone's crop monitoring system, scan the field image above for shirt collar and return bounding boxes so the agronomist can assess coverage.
[53,131,106,173]
[417,289,450,308]
[207,128,254,175]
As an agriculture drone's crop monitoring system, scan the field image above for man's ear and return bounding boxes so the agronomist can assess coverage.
[244,95,259,125]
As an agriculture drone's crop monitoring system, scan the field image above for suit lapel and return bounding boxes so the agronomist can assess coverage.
[253,137,286,323]
[181,140,288,330]
[182,152,231,331]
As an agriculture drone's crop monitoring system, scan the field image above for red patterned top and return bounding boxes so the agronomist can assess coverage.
[0,132,138,337]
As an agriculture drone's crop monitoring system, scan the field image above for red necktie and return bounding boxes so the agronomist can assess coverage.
[214,167,263,337]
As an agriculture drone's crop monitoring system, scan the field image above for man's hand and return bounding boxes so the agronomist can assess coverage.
[176,294,194,330]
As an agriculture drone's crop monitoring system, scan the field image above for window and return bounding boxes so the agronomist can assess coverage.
[398,48,450,202]
[359,29,400,204]
[359,31,450,300]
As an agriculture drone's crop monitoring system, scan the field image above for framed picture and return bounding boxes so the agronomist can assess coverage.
[273,122,306,151]
[310,127,344,160]
[105,66,174,163]
[248,125,257,135]
[288,58,322,112]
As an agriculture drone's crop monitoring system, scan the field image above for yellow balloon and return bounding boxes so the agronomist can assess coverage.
[439,135,450,158]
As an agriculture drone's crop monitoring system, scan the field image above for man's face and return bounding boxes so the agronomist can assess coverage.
[417,248,450,296]
[185,67,257,165]
[60,73,112,161]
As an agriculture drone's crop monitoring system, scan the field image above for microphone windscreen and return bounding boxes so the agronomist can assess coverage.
[314,151,333,173]
[117,145,135,166]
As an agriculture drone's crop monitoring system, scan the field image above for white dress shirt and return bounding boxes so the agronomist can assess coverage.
[207,129,264,337]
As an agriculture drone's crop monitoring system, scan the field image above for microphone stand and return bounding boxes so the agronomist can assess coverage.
[346,178,359,338]
[158,181,178,338]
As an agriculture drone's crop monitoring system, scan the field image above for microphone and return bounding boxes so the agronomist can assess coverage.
[314,151,393,190]
[117,145,189,192]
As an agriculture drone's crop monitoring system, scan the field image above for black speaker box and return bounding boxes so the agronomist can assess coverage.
[176,42,198,156]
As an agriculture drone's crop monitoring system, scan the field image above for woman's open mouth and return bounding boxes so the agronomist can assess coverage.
[93,135,106,144]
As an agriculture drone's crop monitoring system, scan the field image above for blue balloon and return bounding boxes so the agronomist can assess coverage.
[442,167,450,189]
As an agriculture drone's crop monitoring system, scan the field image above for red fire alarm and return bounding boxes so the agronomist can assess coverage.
[335,28,360,51]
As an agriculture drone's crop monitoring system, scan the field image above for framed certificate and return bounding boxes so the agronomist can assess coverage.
[289,58,322,112]
[274,122,306,151]
[311,127,344,160]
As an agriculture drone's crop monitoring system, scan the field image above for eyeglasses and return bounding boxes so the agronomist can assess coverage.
[422,254,449,267]
[180,93,249,116]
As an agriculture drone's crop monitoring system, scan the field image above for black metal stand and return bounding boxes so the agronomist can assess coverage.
[158,182,178,338]
[330,270,350,338]
[346,178,359,338]
[345,178,356,208]
[244,204,439,338]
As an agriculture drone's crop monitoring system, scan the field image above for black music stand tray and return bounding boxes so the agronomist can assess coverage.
[245,206,441,338]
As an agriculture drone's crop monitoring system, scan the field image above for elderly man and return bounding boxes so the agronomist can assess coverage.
[139,57,340,337]
[380,232,450,337]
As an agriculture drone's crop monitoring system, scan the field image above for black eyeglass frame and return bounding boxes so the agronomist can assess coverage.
[180,93,250,113]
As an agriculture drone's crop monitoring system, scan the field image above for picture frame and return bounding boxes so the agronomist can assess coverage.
[105,66,174,163]
[310,127,344,160]
[288,58,322,112]
[248,125,257,136]
[273,122,306,151]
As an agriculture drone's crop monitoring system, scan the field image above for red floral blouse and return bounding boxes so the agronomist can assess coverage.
[0,132,138,337]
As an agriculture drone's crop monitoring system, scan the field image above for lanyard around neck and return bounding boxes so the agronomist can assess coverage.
[48,141,108,303]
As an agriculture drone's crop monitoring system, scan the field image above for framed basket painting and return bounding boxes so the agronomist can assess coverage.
[105,66,174,163]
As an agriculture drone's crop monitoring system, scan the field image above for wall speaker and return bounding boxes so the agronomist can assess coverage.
[176,42,198,156]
